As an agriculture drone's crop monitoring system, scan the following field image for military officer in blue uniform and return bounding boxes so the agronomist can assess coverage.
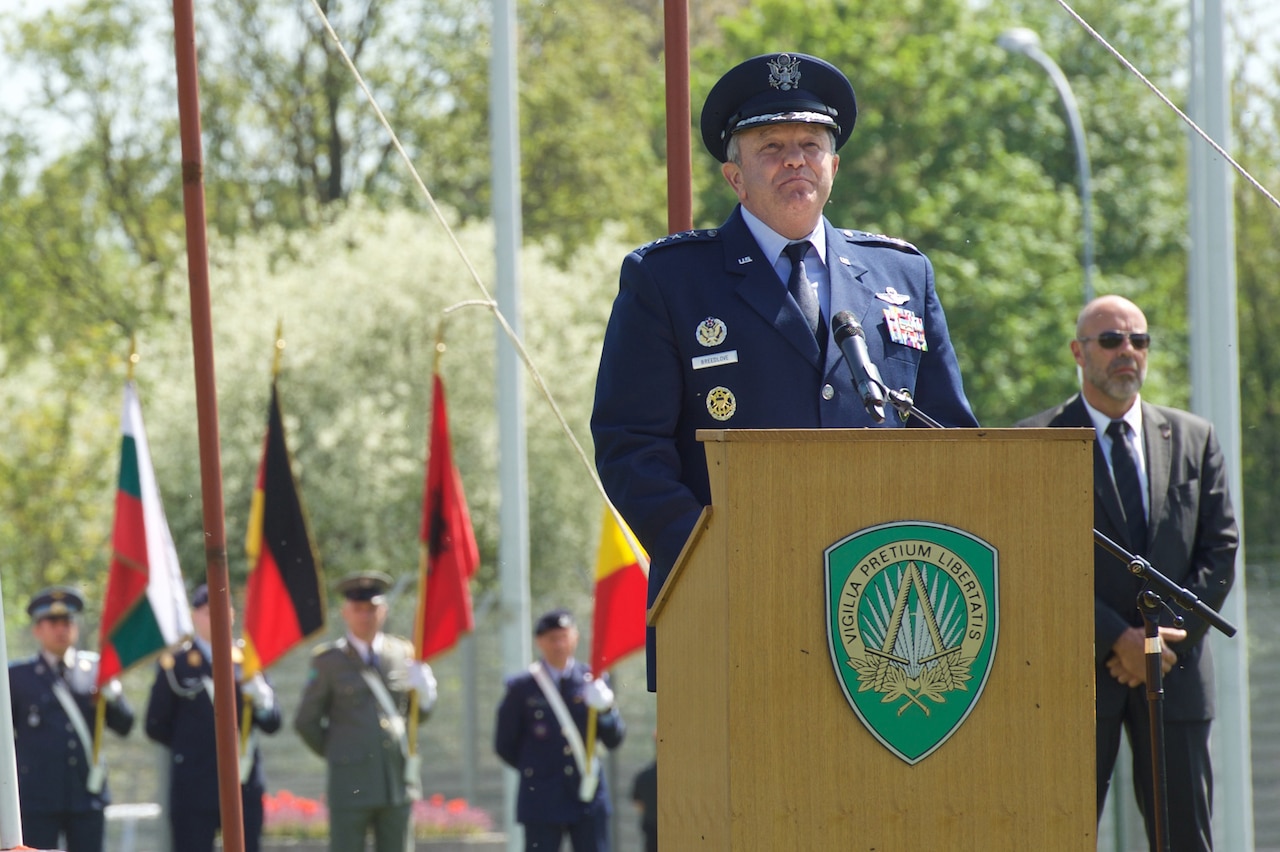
[591,52,978,688]
[144,584,282,852]
[7,586,135,852]
[494,609,625,852]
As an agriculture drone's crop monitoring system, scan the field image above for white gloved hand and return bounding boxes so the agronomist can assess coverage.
[408,662,438,712]
[583,677,614,712]
[100,678,124,704]
[66,656,97,695]
[241,673,275,715]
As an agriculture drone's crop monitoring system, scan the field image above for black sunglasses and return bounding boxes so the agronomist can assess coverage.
[1078,331,1151,350]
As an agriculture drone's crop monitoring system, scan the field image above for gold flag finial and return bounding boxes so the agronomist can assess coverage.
[272,319,285,379]
[127,334,139,382]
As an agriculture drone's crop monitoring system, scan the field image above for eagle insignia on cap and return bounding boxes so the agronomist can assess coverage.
[768,54,802,91]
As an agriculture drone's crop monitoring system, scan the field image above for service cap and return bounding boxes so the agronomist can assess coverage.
[191,583,209,609]
[534,608,576,636]
[700,52,857,163]
[27,586,85,622]
[337,571,392,604]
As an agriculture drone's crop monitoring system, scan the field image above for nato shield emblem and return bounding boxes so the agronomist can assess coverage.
[825,521,998,764]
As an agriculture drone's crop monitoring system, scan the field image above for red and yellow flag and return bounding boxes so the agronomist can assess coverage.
[590,508,648,674]
[414,373,480,661]
[242,381,325,678]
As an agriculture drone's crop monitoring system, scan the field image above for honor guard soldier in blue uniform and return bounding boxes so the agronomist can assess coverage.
[7,586,135,852]
[592,52,978,688]
[144,583,282,852]
[494,609,625,852]
[294,571,439,852]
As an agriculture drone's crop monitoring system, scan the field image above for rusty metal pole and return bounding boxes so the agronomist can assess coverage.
[170,0,246,850]
[664,0,692,234]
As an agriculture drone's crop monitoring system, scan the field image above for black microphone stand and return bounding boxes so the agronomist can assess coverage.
[868,377,1239,852]
[1092,529,1236,852]
[879,385,944,429]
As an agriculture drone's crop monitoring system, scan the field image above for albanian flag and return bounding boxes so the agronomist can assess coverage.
[414,373,479,661]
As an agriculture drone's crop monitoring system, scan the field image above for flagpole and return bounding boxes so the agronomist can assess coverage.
[0,572,24,850]
[171,0,246,849]
[409,316,448,756]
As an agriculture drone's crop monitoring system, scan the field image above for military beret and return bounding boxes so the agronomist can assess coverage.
[534,608,575,636]
[700,52,858,163]
[27,586,85,621]
[337,571,392,603]
[191,583,209,609]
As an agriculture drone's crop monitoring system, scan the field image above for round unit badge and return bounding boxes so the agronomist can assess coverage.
[696,317,727,347]
[706,386,737,421]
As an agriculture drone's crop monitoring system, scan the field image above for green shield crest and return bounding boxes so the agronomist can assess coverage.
[825,521,999,764]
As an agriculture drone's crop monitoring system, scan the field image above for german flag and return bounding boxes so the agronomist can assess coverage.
[242,381,324,677]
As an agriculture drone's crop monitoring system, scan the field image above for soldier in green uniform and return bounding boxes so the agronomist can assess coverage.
[293,571,438,852]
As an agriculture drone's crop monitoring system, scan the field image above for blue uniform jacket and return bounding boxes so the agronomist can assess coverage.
[494,661,626,825]
[592,206,978,612]
[144,641,283,805]
[8,651,135,814]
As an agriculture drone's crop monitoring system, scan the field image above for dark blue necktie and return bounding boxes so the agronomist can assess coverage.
[783,241,825,350]
[1107,420,1147,550]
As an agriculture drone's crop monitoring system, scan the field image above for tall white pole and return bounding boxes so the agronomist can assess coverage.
[1188,0,1253,849]
[0,575,25,850]
[490,1,531,850]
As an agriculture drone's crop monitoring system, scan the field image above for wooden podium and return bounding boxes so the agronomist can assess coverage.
[648,428,1096,850]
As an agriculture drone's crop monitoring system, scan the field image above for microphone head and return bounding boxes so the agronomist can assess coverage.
[831,310,864,343]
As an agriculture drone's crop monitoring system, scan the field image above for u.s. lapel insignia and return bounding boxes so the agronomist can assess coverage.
[874,287,910,305]
[706,386,737,421]
[884,306,928,352]
[696,317,728,347]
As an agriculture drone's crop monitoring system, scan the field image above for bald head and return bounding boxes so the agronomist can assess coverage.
[1071,295,1149,418]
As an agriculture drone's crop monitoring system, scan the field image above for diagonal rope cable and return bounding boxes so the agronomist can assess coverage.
[306,0,645,564]
[1056,0,1280,212]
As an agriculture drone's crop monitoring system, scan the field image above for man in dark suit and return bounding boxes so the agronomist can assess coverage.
[294,571,438,852]
[592,52,978,688]
[494,609,625,852]
[1017,294,1237,852]
[144,584,282,852]
[7,586,135,852]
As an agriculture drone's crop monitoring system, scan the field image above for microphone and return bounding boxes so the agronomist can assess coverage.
[831,311,886,423]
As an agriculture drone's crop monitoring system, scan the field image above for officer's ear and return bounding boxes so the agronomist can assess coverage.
[722,161,746,200]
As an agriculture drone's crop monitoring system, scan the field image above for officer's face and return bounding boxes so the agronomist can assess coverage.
[32,615,77,657]
[341,598,387,642]
[535,626,578,670]
[721,123,839,240]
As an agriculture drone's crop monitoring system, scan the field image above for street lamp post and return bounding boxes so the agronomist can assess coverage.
[998,27,1096,304]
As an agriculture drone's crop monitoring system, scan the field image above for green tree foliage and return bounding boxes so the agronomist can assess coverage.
[0,205,626,628]
[1232,26,1280,553]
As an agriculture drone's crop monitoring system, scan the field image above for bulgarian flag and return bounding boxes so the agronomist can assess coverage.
[98,381,193,686]
[242,381,325,679]
[589,507,648,674]
[414,372,480,661]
